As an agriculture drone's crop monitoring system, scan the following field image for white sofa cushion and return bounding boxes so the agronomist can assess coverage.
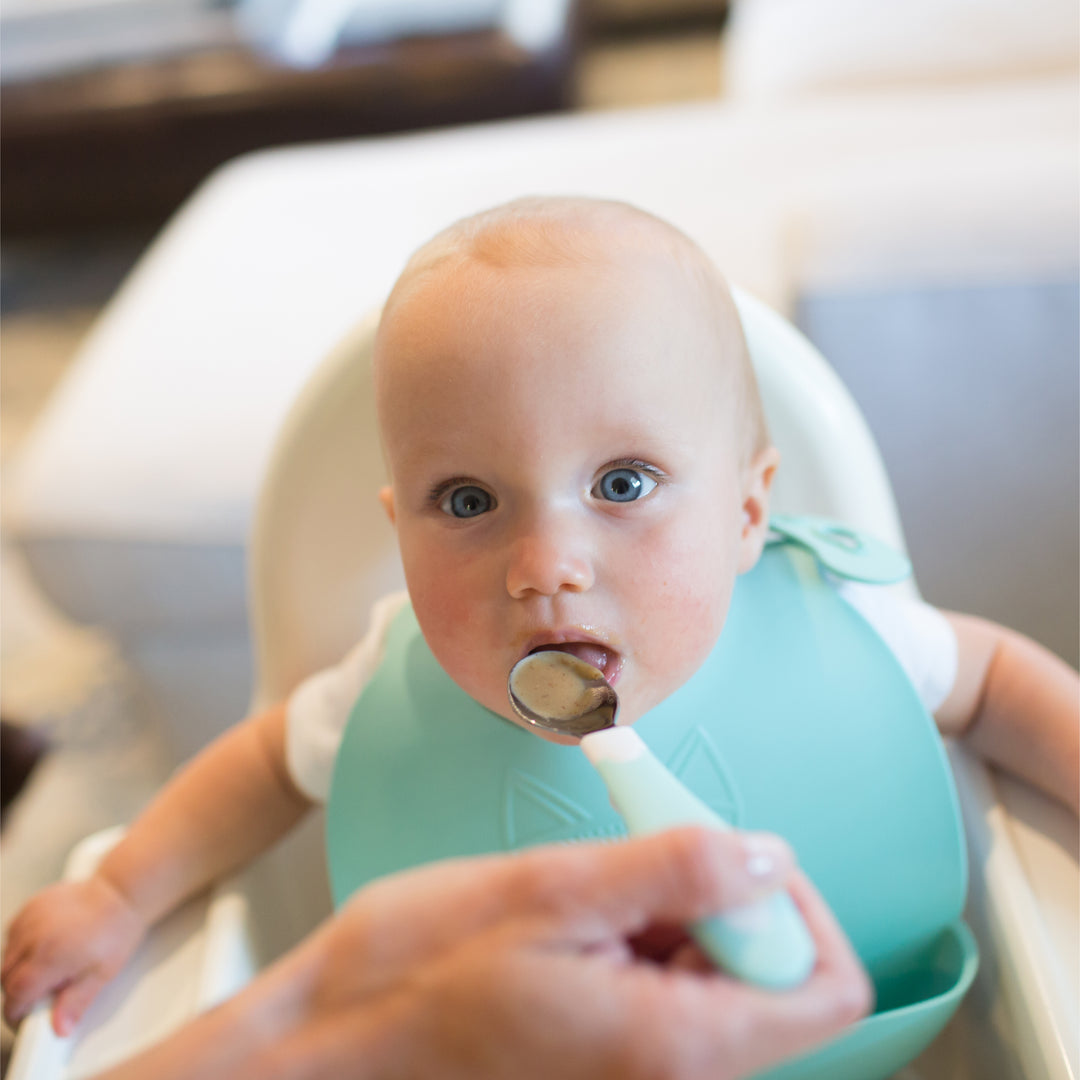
[725,0,1080,98]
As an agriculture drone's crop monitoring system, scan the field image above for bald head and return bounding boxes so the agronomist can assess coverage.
[375,196,770,467]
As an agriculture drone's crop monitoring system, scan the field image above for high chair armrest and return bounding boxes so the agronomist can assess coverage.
[948,743,1079,1080]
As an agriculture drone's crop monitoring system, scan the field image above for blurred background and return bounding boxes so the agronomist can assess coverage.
[1,0,1077,1067]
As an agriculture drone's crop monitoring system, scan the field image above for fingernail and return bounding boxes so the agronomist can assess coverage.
[739,833,793,882]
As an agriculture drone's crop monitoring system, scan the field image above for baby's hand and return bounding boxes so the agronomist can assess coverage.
[2,876,147,1036]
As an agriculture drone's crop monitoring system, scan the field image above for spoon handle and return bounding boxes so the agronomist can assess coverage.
[581,727,816,990]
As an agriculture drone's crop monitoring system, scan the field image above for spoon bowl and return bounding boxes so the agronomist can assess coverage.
[508,650,618,738]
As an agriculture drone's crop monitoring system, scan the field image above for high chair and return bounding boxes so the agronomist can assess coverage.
[9,292,1077,1080]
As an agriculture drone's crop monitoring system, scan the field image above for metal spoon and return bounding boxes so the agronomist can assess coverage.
[508,650,816,989]
[508,648,617,737]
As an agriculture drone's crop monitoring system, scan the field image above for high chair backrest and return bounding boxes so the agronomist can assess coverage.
[248,289,911,710]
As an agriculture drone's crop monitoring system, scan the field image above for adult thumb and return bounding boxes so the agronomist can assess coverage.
[531,826,796,939]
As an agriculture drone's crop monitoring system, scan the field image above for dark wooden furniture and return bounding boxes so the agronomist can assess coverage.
[2,19,580,236]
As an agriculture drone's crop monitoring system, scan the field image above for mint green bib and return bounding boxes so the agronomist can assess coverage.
[327,520,966,967]
[326,521,977,1080]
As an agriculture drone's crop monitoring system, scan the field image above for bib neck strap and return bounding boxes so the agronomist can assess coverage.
[767,514,911,584]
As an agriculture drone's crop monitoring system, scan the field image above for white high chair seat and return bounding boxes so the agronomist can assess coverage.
[9,291,1077,1080]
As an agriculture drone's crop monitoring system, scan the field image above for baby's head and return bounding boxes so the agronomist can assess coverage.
[374,196,779,736]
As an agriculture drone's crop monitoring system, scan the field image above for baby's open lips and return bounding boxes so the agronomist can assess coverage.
[526,641,623,684]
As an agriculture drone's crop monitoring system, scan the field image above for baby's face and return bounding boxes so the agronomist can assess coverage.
[376,254,773,737]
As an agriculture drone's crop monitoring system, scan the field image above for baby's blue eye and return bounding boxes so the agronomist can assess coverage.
[595,468,657,503]
[440,486,493,518]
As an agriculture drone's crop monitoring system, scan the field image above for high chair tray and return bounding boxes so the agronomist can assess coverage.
[8,752,1078,1080]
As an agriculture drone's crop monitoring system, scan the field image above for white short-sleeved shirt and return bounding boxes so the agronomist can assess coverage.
[285,583,957,803]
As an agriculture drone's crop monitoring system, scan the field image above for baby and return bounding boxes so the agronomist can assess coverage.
[3,197,1077,1038]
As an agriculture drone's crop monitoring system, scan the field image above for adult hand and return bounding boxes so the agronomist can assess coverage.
[100,828,872,1080]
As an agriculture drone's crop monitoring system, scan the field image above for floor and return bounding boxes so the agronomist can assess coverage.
[0,18,725,1059]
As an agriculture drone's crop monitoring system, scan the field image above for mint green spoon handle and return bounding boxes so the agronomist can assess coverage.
[581,727,816,989]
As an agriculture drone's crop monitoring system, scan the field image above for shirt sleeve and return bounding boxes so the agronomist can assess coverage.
[833,579,958,715]
[284,591,409,803]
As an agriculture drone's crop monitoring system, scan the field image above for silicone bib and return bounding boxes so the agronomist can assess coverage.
[326,523,976,1079]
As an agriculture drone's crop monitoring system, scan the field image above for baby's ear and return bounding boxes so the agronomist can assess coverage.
[737,446,780,573]
[378,485,396,525]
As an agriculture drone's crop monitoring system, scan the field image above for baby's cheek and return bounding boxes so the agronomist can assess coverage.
[636,547,733,678]
[407,566,503,705]
[654,584,725,665]
[411,584,473,666]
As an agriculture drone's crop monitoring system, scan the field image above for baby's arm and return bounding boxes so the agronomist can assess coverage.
[2,702,312,1035]
[935,613,1079,814]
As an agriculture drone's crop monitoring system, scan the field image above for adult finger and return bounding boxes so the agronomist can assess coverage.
[500,826,797,944]
[772,871,874,1026]
[617,870,872,1077]
[307,827,795,989]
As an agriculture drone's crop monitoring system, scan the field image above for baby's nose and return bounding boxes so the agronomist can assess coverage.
[506,531,594,599]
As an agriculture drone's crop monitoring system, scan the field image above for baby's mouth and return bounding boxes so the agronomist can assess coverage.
[527,642,622,684]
